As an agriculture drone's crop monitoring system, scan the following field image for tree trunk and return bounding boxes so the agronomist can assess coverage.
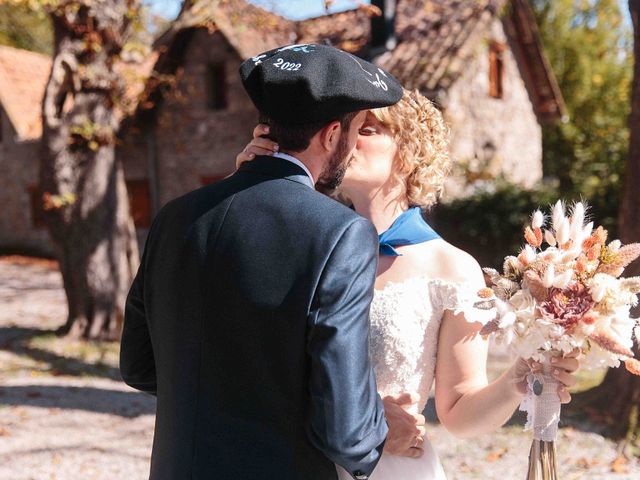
[40,0,139,340]
[579,0,640,444]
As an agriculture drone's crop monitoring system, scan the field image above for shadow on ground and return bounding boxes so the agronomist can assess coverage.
[0,326,120,380]
[0,385,155,418]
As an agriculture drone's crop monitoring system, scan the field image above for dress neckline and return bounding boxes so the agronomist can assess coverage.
[374,276,472,294]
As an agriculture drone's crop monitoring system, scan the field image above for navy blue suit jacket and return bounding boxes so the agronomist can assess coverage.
[120,156,387,479]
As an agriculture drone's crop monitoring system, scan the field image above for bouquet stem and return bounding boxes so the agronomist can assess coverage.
[523,364,561,479]
[527,440,558,480]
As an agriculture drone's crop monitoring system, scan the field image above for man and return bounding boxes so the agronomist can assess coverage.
[120,44,424,480]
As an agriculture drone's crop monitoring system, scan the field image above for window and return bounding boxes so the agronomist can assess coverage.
[27,185,46,228]
[201,174,228,185]
[126,179,151,229]
[207,63,228,110]
[489,42,506,99]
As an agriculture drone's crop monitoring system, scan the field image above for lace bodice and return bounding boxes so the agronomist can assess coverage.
[369,277,493,413]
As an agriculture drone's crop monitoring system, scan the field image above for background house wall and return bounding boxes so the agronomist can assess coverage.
[443,18,542,198]
[0,107,52,255]
[151,30,258,206]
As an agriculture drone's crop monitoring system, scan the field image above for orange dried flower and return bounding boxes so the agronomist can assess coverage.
[517,251,530,266]
[583,227,608,252]
[477,287,494,299]
[576,254,587,274]
[560,239,573,251]
[587,244,601,261]
[594,226,608,245]
[524,226,543,248]
[625,358,640,376]
[581,312,597,325]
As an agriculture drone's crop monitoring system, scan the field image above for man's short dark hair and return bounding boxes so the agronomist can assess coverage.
[258,111,359,153]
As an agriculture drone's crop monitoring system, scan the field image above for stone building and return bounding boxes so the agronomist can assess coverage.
[0,45,52,255]
[0,0,565,255]
[120,0,565,226]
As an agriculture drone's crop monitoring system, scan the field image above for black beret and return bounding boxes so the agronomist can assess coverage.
[239,44,403,125]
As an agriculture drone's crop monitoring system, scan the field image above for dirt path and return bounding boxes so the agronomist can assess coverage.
[1,256,638,479]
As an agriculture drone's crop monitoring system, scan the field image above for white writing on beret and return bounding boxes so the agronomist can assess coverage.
[369,73,388,91]
[346,54,389,91]
[276,44,316,54]
[252,54,267,65]
[273,58,302,71]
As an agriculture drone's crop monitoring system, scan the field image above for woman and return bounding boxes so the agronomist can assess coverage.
[236,90,578,479]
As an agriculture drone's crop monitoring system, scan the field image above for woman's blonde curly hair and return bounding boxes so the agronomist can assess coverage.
[370,89,451,209]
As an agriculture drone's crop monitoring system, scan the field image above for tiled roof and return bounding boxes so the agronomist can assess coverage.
[138,0,562,124]
[0,45,51,141]
[377,0,507,91]
[156,0,297,59]
[299,0,507,92]
[297,8,372,54]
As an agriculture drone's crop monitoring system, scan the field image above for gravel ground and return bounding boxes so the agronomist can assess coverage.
[1,255,639,480]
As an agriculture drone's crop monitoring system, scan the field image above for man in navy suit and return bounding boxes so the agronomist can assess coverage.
[120,44,424,480]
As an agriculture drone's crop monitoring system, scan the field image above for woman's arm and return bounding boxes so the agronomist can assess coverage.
[433,247,578,438]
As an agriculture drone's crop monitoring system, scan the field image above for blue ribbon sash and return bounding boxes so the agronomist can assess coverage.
[378,207,440,256]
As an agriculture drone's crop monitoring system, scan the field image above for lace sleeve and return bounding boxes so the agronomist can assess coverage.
[430,280,496,325]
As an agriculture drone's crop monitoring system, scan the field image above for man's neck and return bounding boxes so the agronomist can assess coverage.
[283,150,322,184]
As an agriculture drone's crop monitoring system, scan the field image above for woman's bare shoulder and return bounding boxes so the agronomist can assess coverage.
[409,239,484,286]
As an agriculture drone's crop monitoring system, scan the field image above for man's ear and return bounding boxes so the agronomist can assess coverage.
[317,120,341,152]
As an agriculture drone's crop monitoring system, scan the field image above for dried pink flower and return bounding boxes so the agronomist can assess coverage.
[540,283,595,331]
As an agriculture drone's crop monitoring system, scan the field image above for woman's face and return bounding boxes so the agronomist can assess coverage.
[340,111,399,196]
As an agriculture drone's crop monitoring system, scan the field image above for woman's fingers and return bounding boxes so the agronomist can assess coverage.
[551,367,577,388]
[558,385,572,404]
[551,356,579,373]
[253,123,270,139]
[249,137,279,152]
[406,447,424,458]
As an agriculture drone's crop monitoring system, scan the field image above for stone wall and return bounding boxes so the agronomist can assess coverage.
[442,17,542,199]
[150,30,258,207]
[0,107,52,256]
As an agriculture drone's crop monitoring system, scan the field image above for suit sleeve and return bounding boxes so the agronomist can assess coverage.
[120,220,159,396]
[306,218,387,479]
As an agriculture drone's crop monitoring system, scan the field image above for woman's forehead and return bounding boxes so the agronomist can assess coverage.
[365,110,383,123]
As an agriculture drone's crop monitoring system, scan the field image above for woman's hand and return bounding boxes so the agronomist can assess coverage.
[512,351,580,403]
[235,124,279,169]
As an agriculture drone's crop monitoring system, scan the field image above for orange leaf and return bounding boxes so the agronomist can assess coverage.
[486,448,507,462]
[611,455,629,474]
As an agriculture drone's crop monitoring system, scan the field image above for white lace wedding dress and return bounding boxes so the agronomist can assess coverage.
[336,277,488,480]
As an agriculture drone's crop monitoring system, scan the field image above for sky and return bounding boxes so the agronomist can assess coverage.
[142,0,632,25]
[143,0,370,21]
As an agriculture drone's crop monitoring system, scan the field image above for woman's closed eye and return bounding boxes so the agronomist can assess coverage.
[359,127,377,136]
